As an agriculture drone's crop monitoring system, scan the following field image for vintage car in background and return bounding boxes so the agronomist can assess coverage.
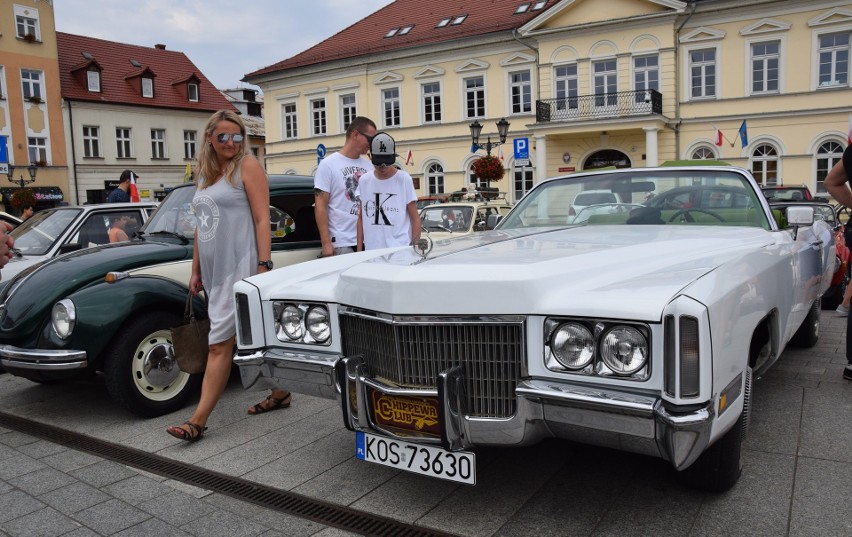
[420,201,513,239]
[234,166,833,492]
[3,202,158,281]
[771,201,850,309]
[0,176,320,417]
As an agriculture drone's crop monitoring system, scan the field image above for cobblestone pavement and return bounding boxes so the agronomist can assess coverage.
[0,312,850,536]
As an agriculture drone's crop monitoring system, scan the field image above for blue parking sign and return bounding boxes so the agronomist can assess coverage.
[513,138,529,160]
[0,136,7,163]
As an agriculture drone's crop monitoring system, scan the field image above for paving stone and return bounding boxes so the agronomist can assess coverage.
[39,481,112,515]
[0,490,46,523]
[113,517,193,537]
[8,466,77,496]
[178,508,267,537]
[204,493,328,537]
[138,490,216,527]
[40,450,102,473]
[59,528,99,537]
[799,383,852,462]
[0,507,82,537]
[790,457,852,536]
[71,498,151,535]
[0,453,45,480]
[13,440,67,460]
[0,431,39,448]
[69,459,139,488]
[103,474,178,505]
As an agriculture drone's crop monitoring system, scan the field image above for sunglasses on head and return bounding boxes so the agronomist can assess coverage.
[216,133,244,144]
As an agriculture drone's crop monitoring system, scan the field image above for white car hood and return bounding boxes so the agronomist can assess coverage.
[1,255,47,280]
[253,226,775,321]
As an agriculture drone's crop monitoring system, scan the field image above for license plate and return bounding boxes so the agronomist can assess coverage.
[356,431,476,485]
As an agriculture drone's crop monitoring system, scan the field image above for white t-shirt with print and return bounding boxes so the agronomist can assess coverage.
[356,169,417,250]
[314,152,373,248]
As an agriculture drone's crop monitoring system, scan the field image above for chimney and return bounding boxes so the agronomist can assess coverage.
[154,44,166,50]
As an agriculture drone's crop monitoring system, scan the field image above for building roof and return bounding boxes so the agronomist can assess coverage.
[244,0,559,80]
[57,32,236,113]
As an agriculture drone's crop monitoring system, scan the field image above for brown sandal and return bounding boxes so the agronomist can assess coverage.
[166,421,207,442]
[248,392,292,415]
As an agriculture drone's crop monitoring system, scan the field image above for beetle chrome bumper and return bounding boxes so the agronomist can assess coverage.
[0,344,88,371]
[234,351,714,470]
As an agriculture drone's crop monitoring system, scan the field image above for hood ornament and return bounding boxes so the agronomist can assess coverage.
[413,235,433,260]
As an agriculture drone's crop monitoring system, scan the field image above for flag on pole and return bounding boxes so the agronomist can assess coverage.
[129,172,140,202]
[738,120,748,148]
[714,128,723,147]
[498,144,504,162]
[405,147,413,166]
[184,163,193,183]
[471,143,478,154]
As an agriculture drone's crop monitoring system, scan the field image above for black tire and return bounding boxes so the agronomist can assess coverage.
[104,311,202,418]
[677,408,745,493]
[790,298,820,348]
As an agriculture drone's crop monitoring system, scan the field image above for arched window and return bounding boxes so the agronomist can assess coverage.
[750,144,778,186]
[816,141,844,194]
[691,146,716,160]
[427,163,444,195]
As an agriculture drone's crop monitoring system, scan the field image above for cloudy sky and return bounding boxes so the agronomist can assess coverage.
[54,0,395,91]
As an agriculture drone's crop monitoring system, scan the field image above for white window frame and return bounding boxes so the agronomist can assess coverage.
[690,145,718,160]
[592,59,618,112]
[509,69,532,114]
[382,87,401,128]
[815,139,845,194]
[684,44,719,100]
[311,98,327,136]
[340,93,357,132]
[82,126,101,158]
[632,53,659,95]
[86,70,101,92]
[426,162,445,194]
[749,143,780,187]
[813,28,852,89]
[183,130,197,159]
[116,128,133,159]
[142,77,154,98]
[748,38,781,95]
[150,129,166,159]
[421,81,442,124]
[463,75,486,119]
[554,63,579,115]
[14,5,40,40]
[188,82,199,102]
[27,137,47,164]
[281,101,298,140]
[0,67,6,99]
[20,69,42,101]
[513,165,534,203]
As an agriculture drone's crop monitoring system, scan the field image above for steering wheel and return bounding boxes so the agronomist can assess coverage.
[668,208,726,223]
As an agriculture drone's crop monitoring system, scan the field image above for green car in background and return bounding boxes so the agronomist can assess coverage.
[0,175,320,417]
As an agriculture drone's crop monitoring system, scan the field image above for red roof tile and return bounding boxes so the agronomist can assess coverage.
[244,0,557,80]
[58,32,236,113]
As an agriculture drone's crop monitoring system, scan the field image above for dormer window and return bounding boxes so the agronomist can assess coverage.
[188,81,199,102]
[532,1,547,9]
[385,28,399,38]
[515,3,530,13]
[451,15,467,25]
[142,77,153,98]
[14,5,40,41]
[398,25,413,36]
[87,69,101,92]
[436,18,451,28]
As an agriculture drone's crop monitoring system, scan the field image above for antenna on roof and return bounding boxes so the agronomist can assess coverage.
[130,59,142,67]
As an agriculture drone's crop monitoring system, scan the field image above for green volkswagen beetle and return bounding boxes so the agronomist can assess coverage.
[0,175,320,417]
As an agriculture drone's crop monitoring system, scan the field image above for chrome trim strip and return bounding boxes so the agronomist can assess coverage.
[0,345,87,370]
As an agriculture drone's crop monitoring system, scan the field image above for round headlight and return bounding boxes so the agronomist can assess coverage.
[51,299,76,340]
[279,304,303,340]
[551,322,594,370]
[305,306,330,343]
[600,326,648,375]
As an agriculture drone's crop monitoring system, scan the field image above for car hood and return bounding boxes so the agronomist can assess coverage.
[250,226,775,321]
[0,239,191,332]
[1,254,48,281]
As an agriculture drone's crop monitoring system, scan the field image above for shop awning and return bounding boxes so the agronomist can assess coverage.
[0,186,64,204]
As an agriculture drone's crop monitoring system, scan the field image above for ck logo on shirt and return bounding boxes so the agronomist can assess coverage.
[365,193,398,225]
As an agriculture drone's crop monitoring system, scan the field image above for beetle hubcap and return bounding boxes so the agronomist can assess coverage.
[132,329,189,400]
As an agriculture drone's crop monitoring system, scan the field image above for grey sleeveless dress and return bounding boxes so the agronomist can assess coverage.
[192,167,257,344]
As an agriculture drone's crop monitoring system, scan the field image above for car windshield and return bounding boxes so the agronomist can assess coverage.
[763,188,807,201]
[498,168,770,230]
[10,208,82,255]
[420,206,474,232]
[142,186,197,239]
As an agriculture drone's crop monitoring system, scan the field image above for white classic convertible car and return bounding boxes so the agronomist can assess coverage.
[233,166,833,492]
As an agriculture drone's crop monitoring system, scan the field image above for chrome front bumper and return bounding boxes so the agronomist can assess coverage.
[0,344,88,371]
[234,350,714,470]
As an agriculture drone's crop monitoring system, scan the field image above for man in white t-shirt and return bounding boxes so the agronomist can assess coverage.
[314,116,377,257]
[356,132,421,250]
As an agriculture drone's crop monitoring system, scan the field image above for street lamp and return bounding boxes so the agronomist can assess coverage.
[469,118,510,156]
[6,164,38,189]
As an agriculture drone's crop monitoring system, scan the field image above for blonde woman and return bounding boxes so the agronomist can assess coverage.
[167,110,288,441]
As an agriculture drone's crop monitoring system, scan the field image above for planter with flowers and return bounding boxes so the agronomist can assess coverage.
[471,154,505,186]
[10,188,37,213]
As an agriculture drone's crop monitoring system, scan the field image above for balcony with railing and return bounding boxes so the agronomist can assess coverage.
[536,89,663,123]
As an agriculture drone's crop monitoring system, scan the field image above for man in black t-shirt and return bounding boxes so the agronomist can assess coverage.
[824,143,852,381]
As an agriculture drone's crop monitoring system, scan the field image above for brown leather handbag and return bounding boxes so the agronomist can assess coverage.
[170,290,210,374]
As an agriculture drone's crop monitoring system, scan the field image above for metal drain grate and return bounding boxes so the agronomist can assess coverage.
[0,411,456,537]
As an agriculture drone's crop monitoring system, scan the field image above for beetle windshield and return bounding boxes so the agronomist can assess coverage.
[498,168,770,230]
[141,185,197,240]
[10,208,82,255]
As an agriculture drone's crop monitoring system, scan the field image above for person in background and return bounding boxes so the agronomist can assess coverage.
[355,132,420,251]
[108,215,131,243]
[314,116,376,257]
[166,110,276,441]
[107,170,134,203]
[20,205,34,221]
[823,142,852,381]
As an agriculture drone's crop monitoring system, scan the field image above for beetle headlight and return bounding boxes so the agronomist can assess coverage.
[600,326,648,375]
[551,322,595,370]
[273,301,331,345]
[51,299,76,339]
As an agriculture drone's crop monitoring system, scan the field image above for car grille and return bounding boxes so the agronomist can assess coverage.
[339,309,525,418]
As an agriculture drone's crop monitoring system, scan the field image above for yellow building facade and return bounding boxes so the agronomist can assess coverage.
[0,0,68,211]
